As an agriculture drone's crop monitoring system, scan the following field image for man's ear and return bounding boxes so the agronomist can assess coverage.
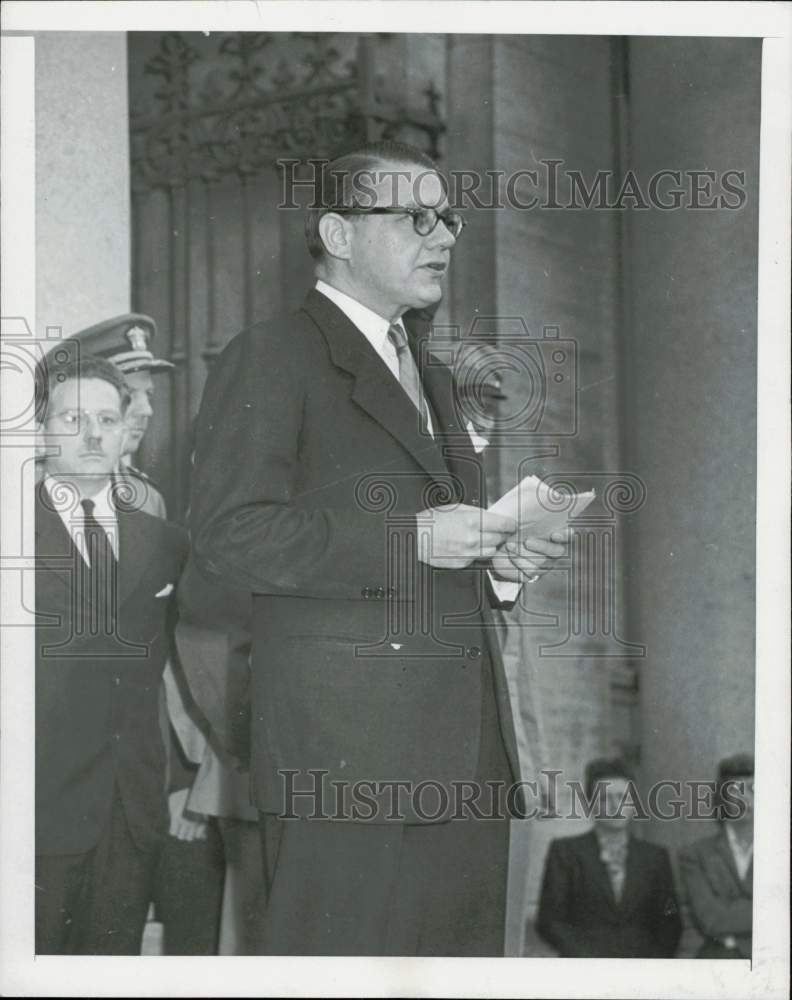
[34,420,48,459]
[318,212,354,261]
[118,421,130,458]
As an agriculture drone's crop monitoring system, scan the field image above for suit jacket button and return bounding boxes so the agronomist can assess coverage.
[361,587,371,599]
[375,587,385,599]
[387,587,396,598]
[467,645,482,659]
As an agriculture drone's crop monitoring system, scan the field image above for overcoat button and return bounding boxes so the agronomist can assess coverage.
[361,587,371,599]
[467,645,482,659]
[375,587,385,599]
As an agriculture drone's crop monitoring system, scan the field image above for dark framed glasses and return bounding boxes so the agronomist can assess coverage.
[327,205,466,239]
[50,409,125,432]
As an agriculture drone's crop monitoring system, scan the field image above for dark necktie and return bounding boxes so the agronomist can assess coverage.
[79,498,118,635]
[387,322,432,435]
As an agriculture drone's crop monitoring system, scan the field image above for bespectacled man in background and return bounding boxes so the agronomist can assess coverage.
[33,352,186,954]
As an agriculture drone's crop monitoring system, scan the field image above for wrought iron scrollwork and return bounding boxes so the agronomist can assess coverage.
[130,32,446,192]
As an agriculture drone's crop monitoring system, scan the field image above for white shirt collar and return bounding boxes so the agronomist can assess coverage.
[43,475,115,515]
[725,823,753,879]
[42,475,118,561]
[315,279,404,354]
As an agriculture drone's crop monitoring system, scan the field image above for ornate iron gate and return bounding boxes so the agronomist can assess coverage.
[129,31,445,514]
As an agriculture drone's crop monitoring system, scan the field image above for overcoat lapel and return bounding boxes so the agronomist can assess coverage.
[116,506,158,606]
[618,838,642,913]
[36,484,158,607]
[302,290,453,483]
[712,829,752,896]
[418,342,485,505]
[34,484,82,587]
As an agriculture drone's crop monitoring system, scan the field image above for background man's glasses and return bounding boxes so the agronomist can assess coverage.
[328,205,466,239]
[50,409,125,431]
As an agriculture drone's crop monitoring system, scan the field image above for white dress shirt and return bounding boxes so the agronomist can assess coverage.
[725,824,753,882]
[315,281,520,602]
[43,475,119,566]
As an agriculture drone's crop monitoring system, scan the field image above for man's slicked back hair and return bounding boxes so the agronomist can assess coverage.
[305,140,442,260]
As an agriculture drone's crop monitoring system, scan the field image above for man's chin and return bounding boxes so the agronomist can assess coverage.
[409,285,444,311]
[78,460,113,476]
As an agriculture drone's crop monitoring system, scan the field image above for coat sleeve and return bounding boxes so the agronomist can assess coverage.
[649,847,683,956]
[535,840,595,957]
[189,325,419,600]
[679,844,753,939]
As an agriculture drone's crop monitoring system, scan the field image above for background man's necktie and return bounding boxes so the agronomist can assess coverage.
[387,322,432,435]
[79,498,118,634]
[599,837,628,903]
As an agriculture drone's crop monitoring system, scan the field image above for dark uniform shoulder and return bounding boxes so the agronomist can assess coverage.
[124,463,162,493]
[112,468,167,519]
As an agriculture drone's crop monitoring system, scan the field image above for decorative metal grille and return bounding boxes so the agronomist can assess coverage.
[130,32,446,192]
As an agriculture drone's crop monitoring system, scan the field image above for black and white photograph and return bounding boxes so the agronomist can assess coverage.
[0,2,789,998]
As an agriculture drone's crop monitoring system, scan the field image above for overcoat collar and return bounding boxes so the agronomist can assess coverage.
[713,826,754,893]
[583,828,644,913]
[301,288,482,503]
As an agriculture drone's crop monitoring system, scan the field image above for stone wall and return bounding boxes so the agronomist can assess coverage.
[624,37,760,853]
[36,33,130,338]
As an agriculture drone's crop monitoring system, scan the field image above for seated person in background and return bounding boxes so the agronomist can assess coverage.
[33,353,187,954]
[535,757,682,958]
[678,753,754,959]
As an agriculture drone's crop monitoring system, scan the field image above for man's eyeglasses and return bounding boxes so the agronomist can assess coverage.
[327,205,466,239]
[50,409,125,431]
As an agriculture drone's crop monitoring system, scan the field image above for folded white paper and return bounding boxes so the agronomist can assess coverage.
[489,475,596,536]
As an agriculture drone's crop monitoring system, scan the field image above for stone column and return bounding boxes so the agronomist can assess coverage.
[623,37,760,853]
[454,35,626,954]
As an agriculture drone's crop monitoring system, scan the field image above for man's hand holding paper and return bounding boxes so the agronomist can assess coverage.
[490,531,570,584]
[488,475,596,584]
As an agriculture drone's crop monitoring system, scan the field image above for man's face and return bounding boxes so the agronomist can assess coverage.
[123,369,155,456]
[344,161,457,319]
[41,377,127,484]
[592,776,634,833]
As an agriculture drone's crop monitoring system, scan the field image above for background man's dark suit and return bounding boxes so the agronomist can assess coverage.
[679,831,752,958]
[185,288,522,954]
[535,830,682,957]
[35,484,187,953]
